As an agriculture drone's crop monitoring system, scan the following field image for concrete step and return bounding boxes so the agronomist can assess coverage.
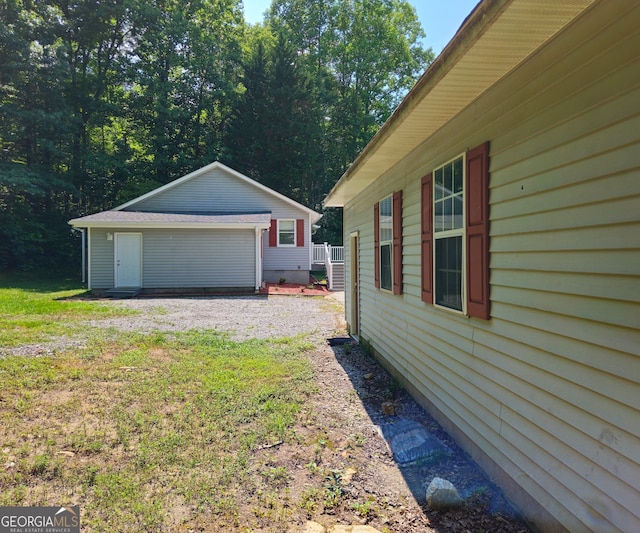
[105,287,142,299]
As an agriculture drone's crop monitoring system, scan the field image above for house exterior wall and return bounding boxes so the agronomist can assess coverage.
[262,217,313,285]
[262,216,311,277]
[88,228,256,289]
[129,166,314,276]
[343,3,640,532]
[89,228,114,288]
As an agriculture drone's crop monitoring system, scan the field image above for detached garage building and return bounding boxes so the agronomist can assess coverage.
[69,161,322,293]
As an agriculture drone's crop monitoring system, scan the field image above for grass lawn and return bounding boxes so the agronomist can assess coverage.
[0,272,131,348]
[0,277,316,531]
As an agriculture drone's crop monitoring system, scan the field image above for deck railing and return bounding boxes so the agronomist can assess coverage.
[313,243,344,264]
[313,243,325,263]
[313,242,344,291]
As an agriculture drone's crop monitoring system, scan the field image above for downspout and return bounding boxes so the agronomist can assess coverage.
[255,227,262,291]
[71,227,86,284]
[81,228,86,284]
[308,214,313,270]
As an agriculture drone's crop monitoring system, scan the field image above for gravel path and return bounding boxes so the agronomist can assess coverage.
[87,294,345,342]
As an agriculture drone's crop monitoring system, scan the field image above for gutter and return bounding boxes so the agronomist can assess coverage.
[71,227,86,283]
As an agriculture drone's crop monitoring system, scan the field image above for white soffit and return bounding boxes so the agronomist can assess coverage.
[324,0,597,206]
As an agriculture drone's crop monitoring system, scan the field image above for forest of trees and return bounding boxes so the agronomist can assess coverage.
[0,0,434,272]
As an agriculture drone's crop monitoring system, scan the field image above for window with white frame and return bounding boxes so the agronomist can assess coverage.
[379,195,393,291]
[422,142,490,319]
[434,155,464,311]
[278,219,296,246]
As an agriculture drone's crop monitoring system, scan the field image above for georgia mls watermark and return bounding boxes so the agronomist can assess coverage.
[0,506,79,533]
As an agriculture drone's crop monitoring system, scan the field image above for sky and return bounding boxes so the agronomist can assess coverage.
[242,0,480,54]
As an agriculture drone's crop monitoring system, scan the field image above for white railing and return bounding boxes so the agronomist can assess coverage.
[313,242,344,290]
[313,243,344,264]
[330,245,344,263]
[313,243,325,263]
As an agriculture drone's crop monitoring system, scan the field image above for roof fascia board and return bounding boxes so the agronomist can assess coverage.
[68,221,272,230]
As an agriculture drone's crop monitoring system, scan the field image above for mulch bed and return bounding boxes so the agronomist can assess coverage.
[259,282,329,296]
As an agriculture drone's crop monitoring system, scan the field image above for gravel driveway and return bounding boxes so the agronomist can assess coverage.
[1,294,345,359]
[89,294,345,341]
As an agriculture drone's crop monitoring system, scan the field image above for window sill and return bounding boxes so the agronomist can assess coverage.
[433,303,467,317]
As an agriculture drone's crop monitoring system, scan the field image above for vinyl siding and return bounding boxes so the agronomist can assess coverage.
[343,3,640,532]
[89,228,114,288]
[130,166,288,215]
[128,166,312,270]
[263,242,311,272]
[88,228,256,289]
[142,229,255,288]
[263,218,312,271]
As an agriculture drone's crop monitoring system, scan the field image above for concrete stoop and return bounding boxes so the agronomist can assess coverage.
[104,287,141,299]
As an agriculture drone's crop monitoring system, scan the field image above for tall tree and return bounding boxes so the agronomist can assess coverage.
[226,31,324,207]
[329,0,431,167]
[266,0,434,241]
[0,1,79,268]
[125,0,244,188]
[224,38,272,182]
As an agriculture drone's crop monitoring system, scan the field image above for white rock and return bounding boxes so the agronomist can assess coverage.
[426,477,464,510]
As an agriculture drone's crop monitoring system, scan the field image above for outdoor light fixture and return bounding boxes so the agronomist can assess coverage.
[106,232,113,240]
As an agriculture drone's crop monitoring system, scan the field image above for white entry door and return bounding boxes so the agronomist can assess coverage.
[115,233,142,287]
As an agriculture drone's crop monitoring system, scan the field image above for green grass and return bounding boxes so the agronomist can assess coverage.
[0,277,318,531]
[0,276,132,348]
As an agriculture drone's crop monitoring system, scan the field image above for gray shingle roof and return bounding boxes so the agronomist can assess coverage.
[69,210,272,227]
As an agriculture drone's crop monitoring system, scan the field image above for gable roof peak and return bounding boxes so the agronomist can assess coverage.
[115,161,322,222]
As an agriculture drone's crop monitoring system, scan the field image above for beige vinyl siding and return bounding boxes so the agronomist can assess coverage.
[142,229,255,288]
[88,228,114,289]
[344,2,639,532]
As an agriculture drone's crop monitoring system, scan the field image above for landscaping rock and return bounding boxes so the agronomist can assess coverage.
[379,418,451,465]
[381,401,396,415]
[426,477,464,510]
[302,521,326,533]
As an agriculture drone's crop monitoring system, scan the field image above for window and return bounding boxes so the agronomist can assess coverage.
[269,219,305,247]
[434,156,464,311]
[278,219,296,246]
[379,195,393,290]
[374,191,403,294]
[422,142,490,319]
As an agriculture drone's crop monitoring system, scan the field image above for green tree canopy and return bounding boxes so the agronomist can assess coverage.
[0,0,433,269]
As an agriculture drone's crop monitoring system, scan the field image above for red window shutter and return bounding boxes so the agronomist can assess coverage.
[421,174,433,303]
[269,219,277,247]
[296,219,304,247]
[374,202,380,289]
[466,141,490,319]
[392,190,403,295]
